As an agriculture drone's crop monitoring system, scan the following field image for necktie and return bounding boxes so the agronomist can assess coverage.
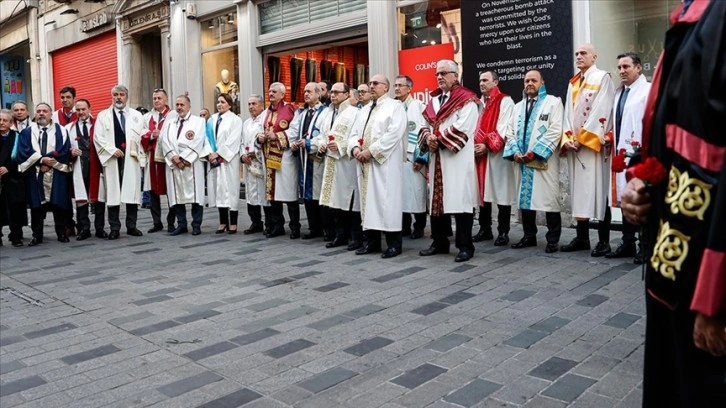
[176,118,185,139]
[82,121,89,139]
[615,87,630,144]
[526,99,535,116]
[215,115,223,136]
[40,127,48,155]
[158,112,163,124]
[330,108,337,127]
[439,94,448,107]
[303,109,314,137]
[362,100,377,135]
[119,110,126,130]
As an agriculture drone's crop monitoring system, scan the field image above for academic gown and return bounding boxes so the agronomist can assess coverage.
[206,111,243,210]
[261,102,297,202]
[161,114,208,206]
[93,106,146,206]
[52,108,78,128]
[0,129,27,226]
[288,103,327,201]
[65,119,95,202]
[16,123,72,209]
[318,100,360,211]
[401,96,428,213]
[482,96,517,206]
[242,114,268,207]
[141,108,176,195]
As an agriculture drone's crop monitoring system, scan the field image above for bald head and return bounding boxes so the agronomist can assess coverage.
[575,43,597,72]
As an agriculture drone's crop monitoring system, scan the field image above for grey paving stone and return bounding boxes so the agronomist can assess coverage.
[201,258,234,265]
[576,294,609,307]
[175,310,222,324]
[444,378,502,407]
[229,328,281,346]
[293,260,324,268]
[131,295,174,306]
[289,271,324,280]
[371,266,426,283]
[141,287,180,297]
[221,292,262,303]
[232,247,261,255]
[107,311,153,326]
[86,288,125,299]
[183,341,238,361]
[439,291,476,305]
[307,314,354,330]
[501,289,537,302]
[132,247,161,254]
[246,298,290,312]
[264,339,316,359]
[0,335,25,347]
[449,263,477,273]
[23,322,78,339]
[541,373,597,403]
[342,304,386,318]
[297,367,358,393]
[156,371,223,398]
[504,329,549,349]
[528,356,579,381]
[529,316,571,334]
[197,388,263,408]
[177,280,214,290]
[0,375,46,397]
[390,363,448,389]
[128,320,181,336]
[493,257,519,265]
[179,238,229,249]
[260,277,295,288]
[313,282,350,292]
[425,333,472,352]
[131,275,168,284]
[411,302,450,316]
[343,337,395,356]
[0,359,26,375]
[60,344,122,365]
[604,312,641,329]
[79,276,117,285]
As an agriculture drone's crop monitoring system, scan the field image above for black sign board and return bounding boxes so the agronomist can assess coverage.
[461,0,573,102]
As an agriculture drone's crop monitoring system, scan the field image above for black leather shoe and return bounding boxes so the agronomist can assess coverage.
[591,241,612,257]
[290,230,301,239]
[108,231,120,240]
[454,250,473,262]
[265,228,285,238]
[494,233,509,246]
[511,237,537,249]
[169,226,188,236]
[605,243,636,259]
[419,245,450,256]
[302,231,322,240]
[326,238,348,248]
[410,229,424,239]
[355,243,381,255]
[244,225,264,235]
[192,228,202,236]
[95,231,108,239]
[545,243,559,253]
[381,247,402,258]
[346,241,363,251]
[633,248,644,265]
[560,237,590,252]
[323,233,334,242]
[127,228,143,237]
[76,230,91,241]
[215,226,228,234]
[148,224,164,233]
[58,235,70,243]
[28,238,42,246]
[472,229,493,242]
[11,240,24,247]
[167,225,176,233]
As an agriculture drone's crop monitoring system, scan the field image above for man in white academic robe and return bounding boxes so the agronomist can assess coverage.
[419,60,480,262]
[348,74,406,258]
[603,52,651,263]
[241,94,268,234]
[395,75,429,240]
[474,70,516,246]
[51,86,78,127]
[504,70,564,253]
[161,95,208,236]
[317,82,362,250]
[560,43,615,256]
[288,82,329,240]
[93,85,146,240]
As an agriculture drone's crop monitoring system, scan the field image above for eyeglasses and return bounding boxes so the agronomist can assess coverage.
[436,71,454,77]
[330,90,347,95]
[358,90,369,94]
[153,88,167,95]
[393,84,409,88]
[369,81,383,87]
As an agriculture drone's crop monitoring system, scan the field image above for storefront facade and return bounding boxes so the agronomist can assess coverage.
[0,1,37,109]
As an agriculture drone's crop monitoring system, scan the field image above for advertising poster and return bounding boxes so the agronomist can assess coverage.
[398,42,455,105]
[1,56,27,110]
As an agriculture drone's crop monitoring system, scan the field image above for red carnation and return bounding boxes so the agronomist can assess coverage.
[52,151,59,157]
[598,117,606,124]
[328,135,335,142]
[631,140,641,148]
[632,157,667,185]
[612,151,627,173]
[121,143,126,150]
[565,130,573,137]
[358,138,364,146]
[75,137,81,141]
[245,146,250,151]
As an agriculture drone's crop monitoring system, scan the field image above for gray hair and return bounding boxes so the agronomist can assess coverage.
[395,75,413,88]
[350,89,360,99]
[0,108,12,119]
[35,102,52,111]
[11,100,29,110]
[112,85,129,94]
[270,82,286,95]
[437,59,459,74]
[175,94,191,104]
[249,94,264,104]
[306,82,322,95]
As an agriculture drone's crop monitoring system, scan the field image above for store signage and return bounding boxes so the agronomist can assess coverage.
[398,43,455,105]
[1,56,27,110]
[460,0,573,99]
[123,6,169,31]
[81,12,112,32]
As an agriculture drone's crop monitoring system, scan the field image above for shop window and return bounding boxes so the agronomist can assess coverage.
[201,11,239,114]
[259,0,366,34]
[201,12,238,48]
[589,0,679,81]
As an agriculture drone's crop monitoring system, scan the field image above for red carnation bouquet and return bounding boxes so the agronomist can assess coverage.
[632,157,667,185]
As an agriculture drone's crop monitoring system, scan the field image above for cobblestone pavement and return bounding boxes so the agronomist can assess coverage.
[0,207,644,407]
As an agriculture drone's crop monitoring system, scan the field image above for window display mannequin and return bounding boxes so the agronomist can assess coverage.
[214,69,239,113]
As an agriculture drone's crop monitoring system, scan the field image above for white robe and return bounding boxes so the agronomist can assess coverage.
[504,93,564,212]
[423,97,479,213]
[141,108,177,191]
[65,121,89,202]
[93,106,145,206]
[160,113,208,206]
[265,105,299,202]
[347,95,406,231]
[242,114,268,207]
[52,108,76,125]
[563,65,615,220]
[401,96,428,213]
[317,100,360,211]
[287,104,327,200]
[483,96,517,206]
[611,74,650,204]
[206,111,243,210]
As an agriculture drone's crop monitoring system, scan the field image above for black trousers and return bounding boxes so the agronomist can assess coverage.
[320,205,335,239]
[218,208,238,226]
[267,56,281,84]
[76,202,91,233]
[431,213,474,252]
[304,199,323,233]
[175,203,203,229]
[150,192,176,228]
[366,229,402,251]
[93,202,106,233]
[402,212,427,234]
[108,204,138,232]
[305,59,317,83]
[334,209,362,242]
[320,60,333,82]
[31,203,66,239]
[333,62,345,83]
[290,57,304,102]
[521,209,562,244]
[597,204,614,243]
[480,202,511,234]
[354,64,367,88]
[248,204,264,229]
[267,201,301,232]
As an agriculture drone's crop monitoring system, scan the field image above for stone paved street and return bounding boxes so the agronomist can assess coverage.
[0,208,645,407]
